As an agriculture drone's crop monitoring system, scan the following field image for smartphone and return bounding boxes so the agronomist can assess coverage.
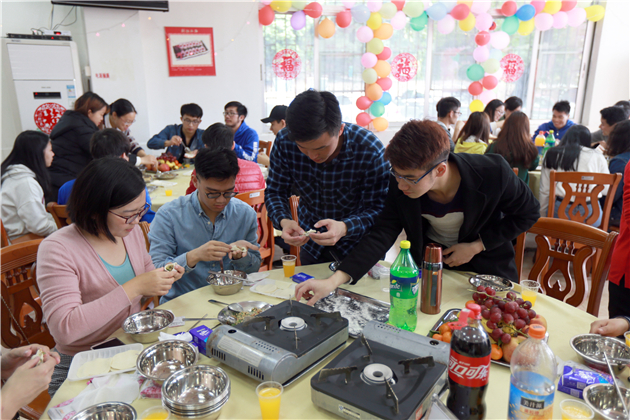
[91,337,125,350]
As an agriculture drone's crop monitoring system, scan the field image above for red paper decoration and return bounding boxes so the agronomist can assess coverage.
[500,54,524,83]
[272,49,302,80]
[34,102,66,134]
[391,53,418,82]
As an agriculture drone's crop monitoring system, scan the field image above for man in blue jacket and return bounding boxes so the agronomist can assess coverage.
[147,103,204,161]
[224,101,259,162]
[532,100,575,142]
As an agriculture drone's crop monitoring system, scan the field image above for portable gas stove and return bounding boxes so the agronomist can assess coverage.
[207,300,348,385]
[311,321,450,420]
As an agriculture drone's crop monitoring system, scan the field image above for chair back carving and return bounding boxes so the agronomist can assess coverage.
[235,189,275,271]
[139,221,151,253]
[46,202,72,229]
[514,217,618,316]
[289,195,301,266]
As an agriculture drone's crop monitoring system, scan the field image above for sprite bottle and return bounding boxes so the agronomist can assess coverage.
[388,240,420,331]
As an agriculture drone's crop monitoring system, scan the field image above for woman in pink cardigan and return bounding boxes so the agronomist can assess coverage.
[37,157,184,396]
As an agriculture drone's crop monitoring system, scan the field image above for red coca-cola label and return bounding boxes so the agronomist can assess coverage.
[448,350,491,387]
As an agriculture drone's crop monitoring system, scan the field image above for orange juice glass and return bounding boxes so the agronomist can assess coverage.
[281,255,296,278]
[165,189,173,197]
[625,331,630,347]
[139,405,171,420]
[560,400,594,419]
[521,280,539,307]
[257,381,283,420]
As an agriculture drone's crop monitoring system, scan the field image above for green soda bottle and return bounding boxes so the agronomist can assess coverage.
[388,240,420,331]
[542,130,556,159]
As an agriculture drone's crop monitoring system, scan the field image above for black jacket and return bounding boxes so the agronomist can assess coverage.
[338,153,540,283]
[48,110,99,201]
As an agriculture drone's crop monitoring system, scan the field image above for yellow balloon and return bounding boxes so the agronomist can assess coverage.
[373,60,391,78]
[373,23,393,40]
[372,117,389,132]
[457,0,473,7]
[585,5,605,22]
[318,18,336,39]
[458,13,475,32]
[270,0,292,13]
[366,12,383,30]
[518,18,535,36]
[470,100,484,113]
[542,0,562,15]
[366,83,383,101]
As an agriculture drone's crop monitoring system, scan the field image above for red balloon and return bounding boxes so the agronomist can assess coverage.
[304,2,323,18]
[259,5,275,26]
[376,77,392,91]
[356,112,372,127]
[501,1,517,16]
[468,81,483,96]
[530,0,545,14]
[451,4,470,20]
[482,75,498,90]
[392,0,405,11]
[336,9,352,28]
[560,0,577,12]
[475,31,491,46]
[376,47,391,60]
[489,21,497,31]
[356,96,373,110]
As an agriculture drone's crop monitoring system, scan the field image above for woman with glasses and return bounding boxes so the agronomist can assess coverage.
[147,103,205,162]
[104,98,145,157]
[37,158,184,396]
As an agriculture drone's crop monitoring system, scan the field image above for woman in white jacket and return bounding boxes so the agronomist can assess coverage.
[1,131,58,241]
[539,125,610,226]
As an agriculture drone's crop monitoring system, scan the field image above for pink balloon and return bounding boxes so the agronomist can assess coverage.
[356,112,372,127]
[530,0,545,14]
[342,1,356,8]
[490,31,510,50]
[475,13,493,31]
[468,81,483,96]
[376,77,392,91]
[478,89,496,105]
[261,0,271,4]
[356,26,374,43]
[475,31,491,46]
[376,47,391,60]
[567,7,586,27]
[553,11,568,28]
[361,52,378,68]
[367,0,383,12]
[535,13,553,31]
[451,4,470,20]
[560,0,577,12]
[356,96,373,110]
[473,46,490,62]
[390,11,406,30]
[436,15,455,34]
[482,75,498,90]
[471,1,491,15]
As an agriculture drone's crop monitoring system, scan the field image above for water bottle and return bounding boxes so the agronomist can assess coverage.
[507,325,557,419]
[541,130,556,159]
[388,240,420,331]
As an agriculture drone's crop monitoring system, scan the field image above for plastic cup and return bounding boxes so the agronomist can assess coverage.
[560,399,594,419]
[165,189,173,197]
[381,272,390,293]
[256,381,283,420]
[139,405,171,420]
[521,280,539,307]
[281,255,296,277]
[625,331,630,347]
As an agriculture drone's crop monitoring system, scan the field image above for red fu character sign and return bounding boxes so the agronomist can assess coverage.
[272,49,302,80]
[500,54,524,83]
[391,53,418,82]
[34,102,66,134]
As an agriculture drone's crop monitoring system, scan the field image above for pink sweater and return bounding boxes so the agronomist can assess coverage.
[37,224,154,356]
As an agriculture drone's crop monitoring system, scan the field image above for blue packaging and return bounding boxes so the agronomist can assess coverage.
[190,325,212,356]
[292,272,314,283]
[561,365,612,390]
[557,384,584,399]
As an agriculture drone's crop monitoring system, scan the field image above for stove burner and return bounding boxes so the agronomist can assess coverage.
[361,363,395,386]
[280,316,306,331]
[360,334,373,362]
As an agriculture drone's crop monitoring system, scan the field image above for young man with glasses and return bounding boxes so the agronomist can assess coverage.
[296,119,540,305]
[224,101,259,162]
[148,103,204,161]
[436,97,461,152]
[148,148,261,302]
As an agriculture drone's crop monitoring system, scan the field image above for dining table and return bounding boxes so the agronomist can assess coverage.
[43,263,629,419]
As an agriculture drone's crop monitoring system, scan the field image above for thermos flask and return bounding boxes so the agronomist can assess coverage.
[420,243,443,314]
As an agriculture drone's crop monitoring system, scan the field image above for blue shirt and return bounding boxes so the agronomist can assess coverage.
[147,124,204,161]
[608,151,630,222]
[99,253,136,285]
[532,120,575,142]
[57,179,155,223]
[148,192,261,303]
[233,121,259,162]
[265,122,389,260]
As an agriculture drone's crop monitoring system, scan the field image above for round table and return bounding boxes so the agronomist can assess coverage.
[43,264,626,419]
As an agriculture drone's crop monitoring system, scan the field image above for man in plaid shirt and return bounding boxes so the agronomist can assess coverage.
[265,90,389,265]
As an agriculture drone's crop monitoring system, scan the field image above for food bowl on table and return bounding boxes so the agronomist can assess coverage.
[584,383,630,420]
[122,309,174,344]
[70,402,137,420]
[570,334,630,373]
[162,365,231,419]
[136,340,198,383]
[206,270,246,296]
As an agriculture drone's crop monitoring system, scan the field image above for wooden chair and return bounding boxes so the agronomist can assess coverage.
[1,220,9,248]
[139,221,151,253]
[289,195,301,266]
[514,217,618,316]
[1,219,45,247]
[235,189,275,271]
[46,202,72,229]
[259,140,272,158]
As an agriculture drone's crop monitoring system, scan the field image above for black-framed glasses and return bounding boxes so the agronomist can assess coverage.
[390,159,448,185]
[109,202,150,224]
[204,191,238,199]
[222,112,238,117]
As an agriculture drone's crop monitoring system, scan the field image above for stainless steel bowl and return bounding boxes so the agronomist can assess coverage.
[217,300,273,325]
[570,334,630,373]
[206,270,246,296]
[584,383,630,420]
[70,402,136,420]
[136,340,198,383]
[162,365,230,413]
[122,309,174,344]
[469,274,514,291]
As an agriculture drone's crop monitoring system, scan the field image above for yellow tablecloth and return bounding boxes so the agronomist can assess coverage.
[43,264,626,419]
[148,168,194,211]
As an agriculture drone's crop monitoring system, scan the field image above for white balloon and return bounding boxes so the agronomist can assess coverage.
[470,0,491,15]
[390,11,407,30]
[342,1,356,8]
[436,15,455,35]
[490,31,510,50]
[366,0,382,13]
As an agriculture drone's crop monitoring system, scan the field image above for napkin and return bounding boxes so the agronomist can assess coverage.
[150,180,176,187]
[48,373,140,420]
[158,331,193,342]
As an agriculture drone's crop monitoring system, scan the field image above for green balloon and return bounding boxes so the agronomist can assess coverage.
[466,64,485,82]
[380,2,397,19]
[502,16,519,35]
[366,38,384,55]
[292,1,307,10]
[370,101,385,117]
[362,68,378,84]
[482,58,500,74]
[410,12,428,31]
[403,1,424,18]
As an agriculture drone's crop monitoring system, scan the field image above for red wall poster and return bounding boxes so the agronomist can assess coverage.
[165,27,216,77]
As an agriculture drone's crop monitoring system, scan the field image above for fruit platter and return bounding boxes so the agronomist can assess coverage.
[145,152,184,173]
[429,285,548,367]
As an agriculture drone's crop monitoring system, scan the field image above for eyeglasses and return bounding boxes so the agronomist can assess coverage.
[223,112,238,117]
[183,118,201,125]
[204,191,238,199]
[390,159,447,185]
[455,111,462,116]
[109,202,150,224]
[121,120,135,127]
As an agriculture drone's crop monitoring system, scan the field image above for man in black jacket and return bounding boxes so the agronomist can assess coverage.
[296,119,540,305]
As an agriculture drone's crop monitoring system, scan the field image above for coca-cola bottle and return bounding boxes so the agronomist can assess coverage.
[446,302,492,420]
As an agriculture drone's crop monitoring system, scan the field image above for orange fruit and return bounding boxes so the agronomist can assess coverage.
[442,331,452,343]
[491,344,503,360]
[432,333,443,341]
[465,299,476,307]
[438,324,452,335]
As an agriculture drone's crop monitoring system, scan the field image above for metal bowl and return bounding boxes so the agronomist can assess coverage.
[469,274,513,291]
[122,309,174,344]
[217,301,273,325]
[570,334,630,373]
[136,340,198,383]
[584,383,630,420]
[162,365,230,413]
[206,270,246,296]
[70,402,136,420]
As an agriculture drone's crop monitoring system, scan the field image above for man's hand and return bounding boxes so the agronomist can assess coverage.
[280,219,310,247]
[590,318,630,337]
[309,219,347,246]
[165,135,183,147]
[140,155,158,168]
[1,345,59,380]
[295,271,351,306]
[443,239,484,267]
[187,241,232,267]
[229,240,259,260]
